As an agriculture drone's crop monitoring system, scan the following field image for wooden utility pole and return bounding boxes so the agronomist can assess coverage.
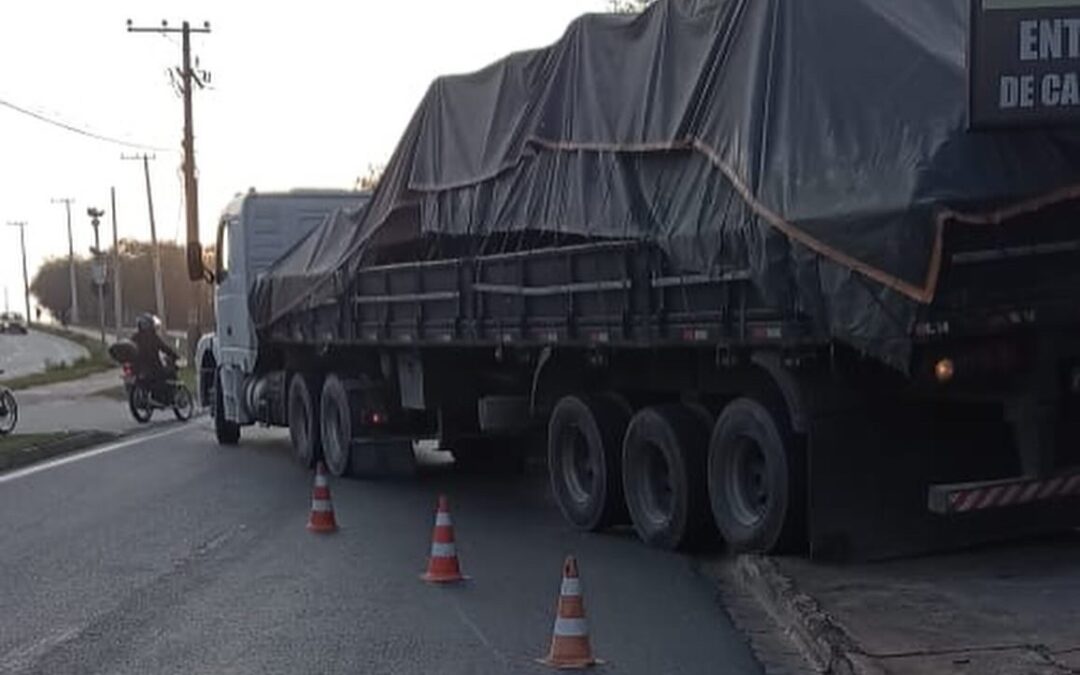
[127,19,211,284]
[50,198,78,325]
[110,187,123,335]
[121,153,166,322]
[6,221,30,324]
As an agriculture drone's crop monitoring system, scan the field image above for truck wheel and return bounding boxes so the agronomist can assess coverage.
[320,374,355,477]
[287,373,321,468]
[622,405,713,550]
[708,397,805,554]
[548,395,630,531]
[214,370,240,446]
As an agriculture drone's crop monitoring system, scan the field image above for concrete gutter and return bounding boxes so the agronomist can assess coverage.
[727,555,886,675]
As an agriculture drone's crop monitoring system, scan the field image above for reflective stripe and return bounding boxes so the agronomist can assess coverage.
[315,475,328,488]
[553,617,589,637]
[1020,482,1042,503]
[311,499,333,512]
[430,542,456,557]
[560,577,582,596]
[999,484,1023,506]
[436,512,453,526]
[1065,474,1080,494]
[1039,477,1065,500]
[978,486,1005,510]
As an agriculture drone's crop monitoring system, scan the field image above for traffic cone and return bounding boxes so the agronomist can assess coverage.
[306,462,338,533]
[421,495,466,583]
[538,556,602,669]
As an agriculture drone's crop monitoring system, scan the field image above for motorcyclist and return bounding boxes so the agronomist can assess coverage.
[131,313,179,402]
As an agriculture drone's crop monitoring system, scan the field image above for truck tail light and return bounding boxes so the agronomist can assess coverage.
[934,358,955,384]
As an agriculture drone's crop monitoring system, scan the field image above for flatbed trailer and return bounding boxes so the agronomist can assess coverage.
[210,193,1080,560]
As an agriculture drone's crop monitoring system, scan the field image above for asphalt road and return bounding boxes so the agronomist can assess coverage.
[0,422,764,675]
[13,369,154,435]
[0,330,88,379]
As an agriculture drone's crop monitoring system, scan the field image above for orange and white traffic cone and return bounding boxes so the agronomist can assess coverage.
[306,462,338,533]
[539,556,602,669]
[421,495,466,583]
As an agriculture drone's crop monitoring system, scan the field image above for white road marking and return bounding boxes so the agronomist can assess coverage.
[0,425,194,484]
[0,626,81,673]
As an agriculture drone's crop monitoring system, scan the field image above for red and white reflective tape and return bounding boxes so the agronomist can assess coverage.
[311,499,333,512]
[435,512,452,527]
[560,577,582,597]
[429,542,456,557]
[553,617,589,637]
[935,471,1080,514]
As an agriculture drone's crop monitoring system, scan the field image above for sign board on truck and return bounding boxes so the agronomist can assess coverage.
[970,0,1080,128]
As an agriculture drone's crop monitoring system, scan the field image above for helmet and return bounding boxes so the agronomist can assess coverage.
[136,313,157,333]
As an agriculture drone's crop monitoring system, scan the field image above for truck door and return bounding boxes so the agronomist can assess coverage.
[214,213,255,421]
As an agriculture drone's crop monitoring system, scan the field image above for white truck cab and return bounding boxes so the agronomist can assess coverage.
[196,189,369,441]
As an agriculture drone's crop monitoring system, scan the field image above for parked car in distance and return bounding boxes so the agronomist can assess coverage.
[0,312,28,335]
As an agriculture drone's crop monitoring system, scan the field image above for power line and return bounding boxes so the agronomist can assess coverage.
[0,96,173,153]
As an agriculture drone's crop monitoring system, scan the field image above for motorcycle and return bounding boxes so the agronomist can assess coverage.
[0,370,16,435]
[110,341,194,424]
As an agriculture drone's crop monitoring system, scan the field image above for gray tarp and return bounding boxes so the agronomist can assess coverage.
[252,0,1080,368]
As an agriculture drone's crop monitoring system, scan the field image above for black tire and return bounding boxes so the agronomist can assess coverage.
[0,388,17,435]
[319,374,354,477]
[288,373,321,468]
[214,371,241,445]
[128,383,153,424]
[622,405,713,550]
[708,397,805,554]
[547,395,631,531]
[173,384,194,421]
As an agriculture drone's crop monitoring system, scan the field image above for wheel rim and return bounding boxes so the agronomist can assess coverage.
[174,388,193,419]
[290,391,310,455]
[638,441,675,527]
[727,435,769,527]
[0,391,15,433]
[560,424,596,506]
[132,387,152,421]
[323,395,348,475]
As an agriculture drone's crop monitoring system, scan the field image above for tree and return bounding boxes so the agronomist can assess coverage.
[31,240,214,331]
[608,0,654,13]
[355,163,386,191]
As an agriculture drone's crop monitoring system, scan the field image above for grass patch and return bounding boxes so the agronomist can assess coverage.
[0,324,115,391]
[0,430,117,472]
[0,432,71,454]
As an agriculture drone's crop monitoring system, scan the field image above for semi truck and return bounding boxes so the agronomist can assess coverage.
[197,0,1080,559]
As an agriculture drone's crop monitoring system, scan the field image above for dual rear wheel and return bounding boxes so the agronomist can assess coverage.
[547,393,804,554]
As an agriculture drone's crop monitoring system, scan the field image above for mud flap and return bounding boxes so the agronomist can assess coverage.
[802,374,1080,561]
[349,438,417,478]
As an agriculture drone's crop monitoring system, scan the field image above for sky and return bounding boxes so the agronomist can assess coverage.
[0,0,611,316]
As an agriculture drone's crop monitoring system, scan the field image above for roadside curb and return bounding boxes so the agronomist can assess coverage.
[719,555,886,675]
[0,430,119,473]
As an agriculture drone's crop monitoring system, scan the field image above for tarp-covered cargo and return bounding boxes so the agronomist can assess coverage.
[252,0,1080,368]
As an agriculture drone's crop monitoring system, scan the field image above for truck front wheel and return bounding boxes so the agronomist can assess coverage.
[214,370,240,446]
[547,395,630,531]
[287,373,321,468]
[708,397,805,554]
[622,405,713,550]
